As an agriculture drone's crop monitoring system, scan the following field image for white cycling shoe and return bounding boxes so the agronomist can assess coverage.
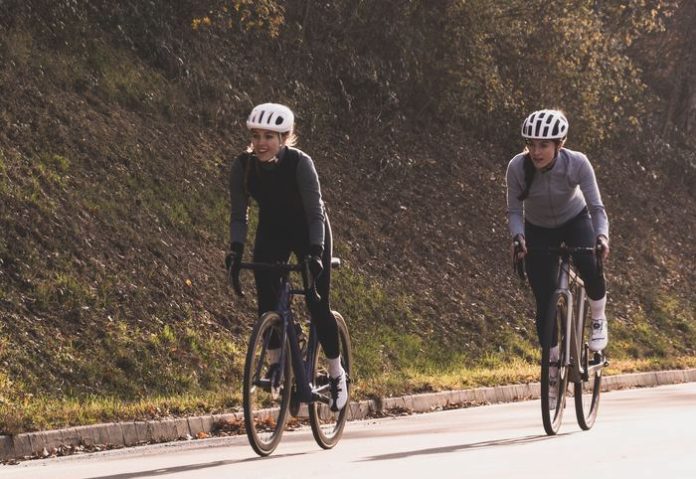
[329,370,348,412]
[589,319,608,352]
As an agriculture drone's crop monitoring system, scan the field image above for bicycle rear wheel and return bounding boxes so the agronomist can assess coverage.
[308,311,353,449]
[574,294,603,430]
[243,312,292,456]
[540,293,570,435]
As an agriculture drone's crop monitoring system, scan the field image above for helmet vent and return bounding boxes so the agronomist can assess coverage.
[521,109,568,140]
[246,103,295,132]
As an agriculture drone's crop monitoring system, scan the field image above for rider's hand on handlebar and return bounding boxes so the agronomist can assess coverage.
[225,242,245,297]
[596,235,609,262]
[512,234,527,261]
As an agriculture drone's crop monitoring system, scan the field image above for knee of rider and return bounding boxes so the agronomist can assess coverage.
[585,274,606,298]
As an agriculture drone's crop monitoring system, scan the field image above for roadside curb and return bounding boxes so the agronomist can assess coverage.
[3,368,696,461]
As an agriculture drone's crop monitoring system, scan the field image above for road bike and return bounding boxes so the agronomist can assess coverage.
[234,257,352,456]
[515,243,608,435]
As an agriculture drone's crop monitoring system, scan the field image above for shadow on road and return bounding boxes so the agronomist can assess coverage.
[82,451,307,479]
[360,433,567,462]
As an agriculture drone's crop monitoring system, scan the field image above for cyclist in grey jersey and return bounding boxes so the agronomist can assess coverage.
[506,109,610,354]
[506,148,608,238]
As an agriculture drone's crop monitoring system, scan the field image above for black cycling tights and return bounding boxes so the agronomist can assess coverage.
[525,208,606,346]
[253,218,339,359]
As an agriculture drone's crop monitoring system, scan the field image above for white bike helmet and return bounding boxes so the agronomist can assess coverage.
[246,103,294,133]
[521,109,569,140]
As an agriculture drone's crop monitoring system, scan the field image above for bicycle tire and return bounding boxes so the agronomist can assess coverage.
[540,293,570,435]
[243,312,292,456]
[574,294,602,430]
[308,311,353,449]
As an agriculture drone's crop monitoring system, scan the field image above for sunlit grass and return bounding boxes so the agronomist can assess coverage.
[355,355,696,400]
[604,356,696,375]
[0,391,242,436]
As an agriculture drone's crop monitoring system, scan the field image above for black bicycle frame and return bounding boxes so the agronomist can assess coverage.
[247,263,326,405]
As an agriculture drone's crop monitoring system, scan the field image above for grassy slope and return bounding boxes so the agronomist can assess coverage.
[0,17,695,434]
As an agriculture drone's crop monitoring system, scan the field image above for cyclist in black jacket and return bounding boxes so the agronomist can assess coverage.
[226,103,347,411]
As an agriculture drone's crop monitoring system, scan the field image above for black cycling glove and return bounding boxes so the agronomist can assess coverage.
[225,242,244,296]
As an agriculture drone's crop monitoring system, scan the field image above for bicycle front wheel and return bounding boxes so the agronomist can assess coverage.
[308,311,353,449]
[243,312,292,456]
[540,293,570,435]
[574,295,603,430]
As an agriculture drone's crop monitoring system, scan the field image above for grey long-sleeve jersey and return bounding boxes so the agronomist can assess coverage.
[505,147,609,239]
[229,147,326,246]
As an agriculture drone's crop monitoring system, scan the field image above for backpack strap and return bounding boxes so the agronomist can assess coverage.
[238,152,255,197]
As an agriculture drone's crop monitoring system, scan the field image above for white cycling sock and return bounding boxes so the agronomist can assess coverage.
[589,296,607,321]
[328,356,343,378]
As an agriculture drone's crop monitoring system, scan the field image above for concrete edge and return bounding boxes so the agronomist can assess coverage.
[3,368,696,461]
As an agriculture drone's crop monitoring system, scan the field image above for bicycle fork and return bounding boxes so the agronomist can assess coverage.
[556,261,581,382]
[277,315,327,405]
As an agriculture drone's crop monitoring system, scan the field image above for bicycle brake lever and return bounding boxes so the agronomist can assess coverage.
[516,259,527,282]
[303,259,322,302]
[513,240,527,281]
[228,267,245,297]
[595,244,605,278]
[233,276,245,297]
[310,284,321,302]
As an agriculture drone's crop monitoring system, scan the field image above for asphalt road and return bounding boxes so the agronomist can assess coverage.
[3,382,695,479]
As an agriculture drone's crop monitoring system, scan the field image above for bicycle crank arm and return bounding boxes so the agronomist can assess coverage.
[255,377,272,386]
[312,392,331,405]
